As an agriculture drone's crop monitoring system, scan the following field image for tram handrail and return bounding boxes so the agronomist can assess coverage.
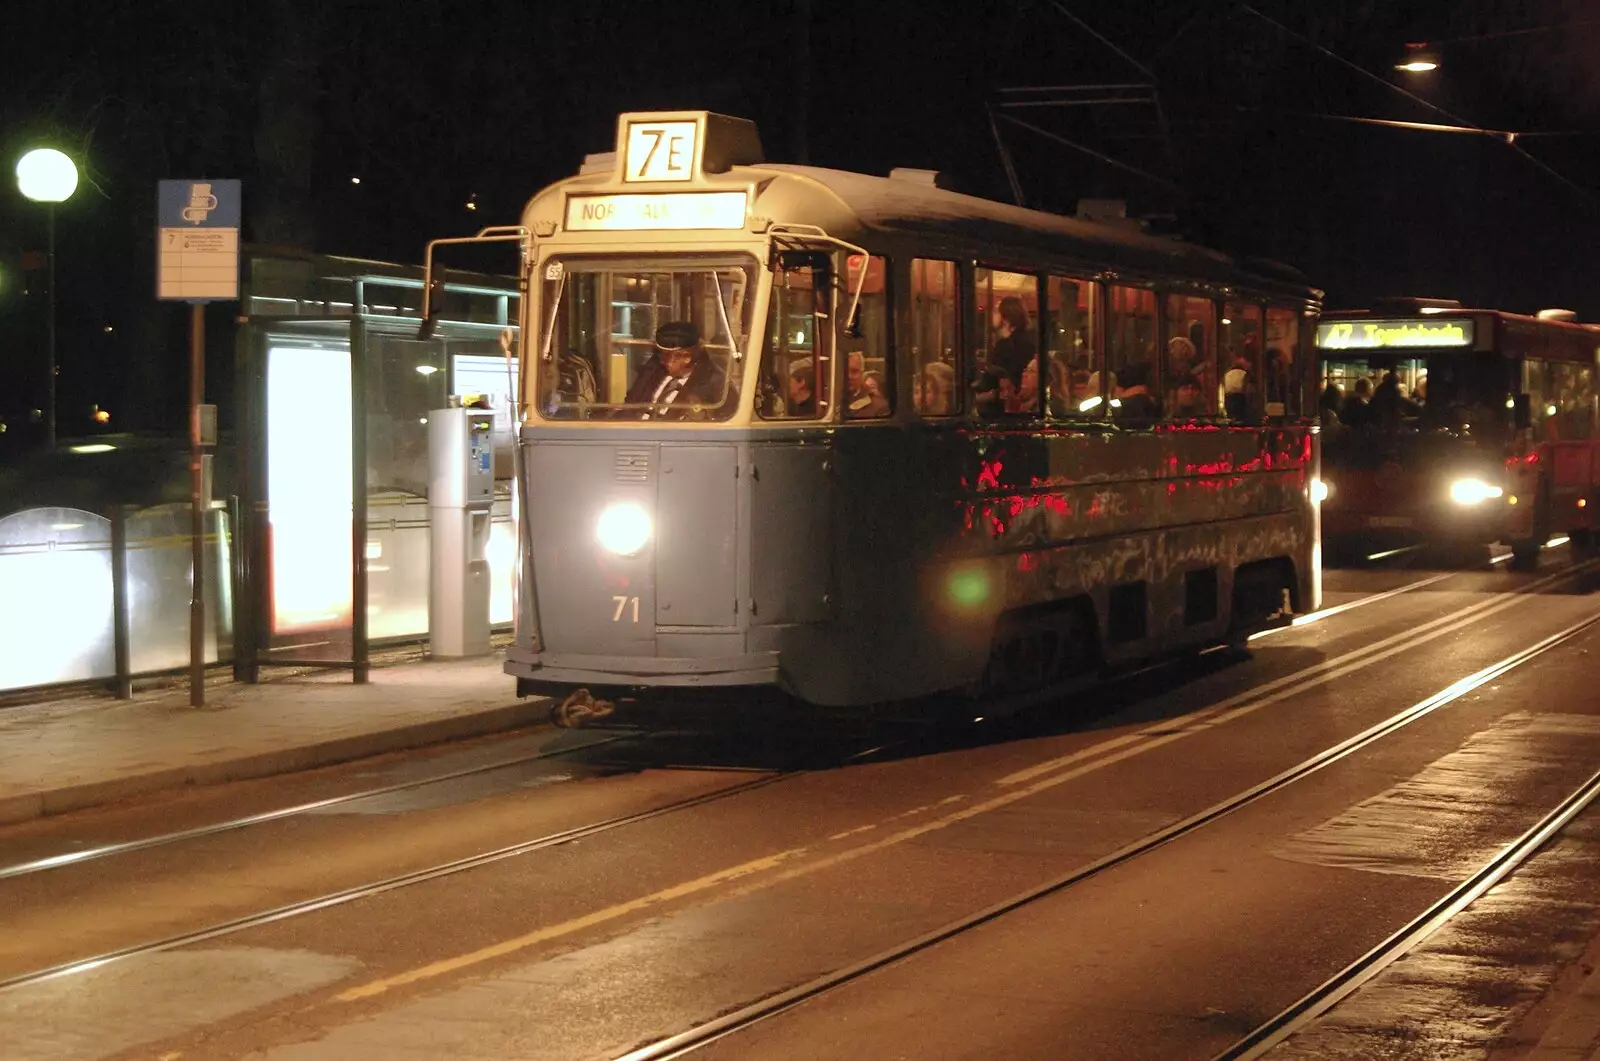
[767,223,872,342]
[418,226,533,338]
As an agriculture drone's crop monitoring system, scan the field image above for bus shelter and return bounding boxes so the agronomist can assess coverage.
[234,249,520,683]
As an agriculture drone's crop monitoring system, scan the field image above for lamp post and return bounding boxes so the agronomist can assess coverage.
[16,148,79,451]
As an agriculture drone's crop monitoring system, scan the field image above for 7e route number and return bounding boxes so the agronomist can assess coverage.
[612,595,641,623]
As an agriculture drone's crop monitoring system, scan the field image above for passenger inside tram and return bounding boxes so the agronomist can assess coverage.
[988,296,1037,386]
[786,357,818,418]
[1113,362,1161,419]
[1170,373,1207,418]
[846,350,890,418]
[1009,359,1040,414]
[921,361,955,415]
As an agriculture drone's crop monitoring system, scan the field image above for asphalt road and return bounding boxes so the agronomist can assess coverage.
[3,547,1598,1061]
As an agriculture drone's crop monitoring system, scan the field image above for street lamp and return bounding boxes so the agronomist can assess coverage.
[16,148,79,451]
[1395,42,1440,72]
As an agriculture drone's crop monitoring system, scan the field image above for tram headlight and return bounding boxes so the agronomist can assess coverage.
[1449,478,1504,506]
[596,501,653,556]
[1310,478,1330,504]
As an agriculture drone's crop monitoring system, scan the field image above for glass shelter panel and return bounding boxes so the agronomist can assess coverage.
[538,258,754,422]
[910,259,960,417]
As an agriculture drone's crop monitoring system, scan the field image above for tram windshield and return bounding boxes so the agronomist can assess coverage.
[1320,352,1513,436]
[537,257,755,421]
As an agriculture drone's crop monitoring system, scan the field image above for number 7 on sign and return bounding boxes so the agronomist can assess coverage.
[612,595,640,623]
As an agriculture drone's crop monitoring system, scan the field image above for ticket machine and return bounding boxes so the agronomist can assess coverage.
[428,407,494,657]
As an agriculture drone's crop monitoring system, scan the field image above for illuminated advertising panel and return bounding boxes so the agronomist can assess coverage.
[267,344,353,634]
[1315,318,1475,350]
[564,192,748,231]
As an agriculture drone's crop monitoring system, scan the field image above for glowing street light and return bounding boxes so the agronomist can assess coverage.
[1395,43,1440,72]
[16,147,80,451]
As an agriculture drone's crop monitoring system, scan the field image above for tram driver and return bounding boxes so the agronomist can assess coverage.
[624,321,730,419]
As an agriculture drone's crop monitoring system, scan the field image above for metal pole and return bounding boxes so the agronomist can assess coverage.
[189,301,206,706]
[351,322,369,684]
[110,504,132,699]
[46,206,57,451]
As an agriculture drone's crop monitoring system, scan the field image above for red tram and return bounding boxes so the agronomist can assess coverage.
[1315,300,1600,564]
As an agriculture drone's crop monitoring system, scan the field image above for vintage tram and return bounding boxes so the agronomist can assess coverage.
[1315,301,1600,564]
[435,111,1324,711]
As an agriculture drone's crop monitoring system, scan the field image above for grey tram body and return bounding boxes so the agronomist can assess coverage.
[504,114,1323,708]
[508,424,1318,707]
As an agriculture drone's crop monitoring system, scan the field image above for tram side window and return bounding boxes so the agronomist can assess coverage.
[758,257,831,420]
[910,259,960,417]
[1220,302,1263,422]
[844,254,892,419]
[973,267,1041,416]
[1265,306,1302,417]
[1107,285,1160,419]
[1162,295,1217,417]
[1046,276,1100,417]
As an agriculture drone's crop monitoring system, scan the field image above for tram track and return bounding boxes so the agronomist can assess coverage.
[0,544,1542,884]
[0,555,1582,1014]
[0,732,630,882]
[609,602,1600,1061]
[992,553,1598,757]
[0,769,797,994]
[1215,764,1600,1060]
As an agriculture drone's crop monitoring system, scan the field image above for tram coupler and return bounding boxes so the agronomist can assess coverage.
[552,687,616,728]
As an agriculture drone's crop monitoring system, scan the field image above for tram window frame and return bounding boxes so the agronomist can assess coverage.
[842,253,894,421]
[1264,305,1303,419]
[1220,301,1265,423]
[909,258,961,418]
[1161,293,1218,418]
[972,265,1043,419]
[757,251,834,421]
[1107,284,1161,421]
[535,254,755,422]
[1045,275,1102,419]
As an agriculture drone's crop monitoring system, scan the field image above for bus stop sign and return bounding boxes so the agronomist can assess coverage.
[157,179,241,302]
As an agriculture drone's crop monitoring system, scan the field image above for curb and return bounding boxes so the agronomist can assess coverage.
[0,696,551,827]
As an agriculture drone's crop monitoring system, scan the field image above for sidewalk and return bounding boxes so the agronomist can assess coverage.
[0,650,547,825]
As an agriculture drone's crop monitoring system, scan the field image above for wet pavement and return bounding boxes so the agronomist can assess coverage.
[1,554,1599,1059]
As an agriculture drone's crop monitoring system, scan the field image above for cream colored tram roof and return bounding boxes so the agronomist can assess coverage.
[529,161,1321,303]
[757,164,1318,301]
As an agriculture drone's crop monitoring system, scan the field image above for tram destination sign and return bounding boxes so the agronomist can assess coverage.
[1316,318,1475,350]
[565,191,749,231]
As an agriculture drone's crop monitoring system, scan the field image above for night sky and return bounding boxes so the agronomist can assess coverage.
[1,0,1596,455]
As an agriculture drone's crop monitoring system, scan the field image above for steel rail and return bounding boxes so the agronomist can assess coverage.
[0,733,629,881]
[0,548,1549,883]
[1215,765,1600,1059]
[612,606,1600,1061]
[0,771,793,993]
